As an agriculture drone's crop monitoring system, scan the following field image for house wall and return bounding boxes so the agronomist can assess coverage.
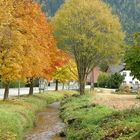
[120,70,140,85]
[87,67,101,83]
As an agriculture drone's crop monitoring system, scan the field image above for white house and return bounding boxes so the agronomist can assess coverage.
[120,70,140,85]
[107,64,140,86]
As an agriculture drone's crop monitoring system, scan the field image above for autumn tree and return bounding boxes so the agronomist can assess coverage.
[52,0,124,95]
[0,0,26,100]
[0,0,56,99]
[47,50,70,91]
[125,32,140,80]
[11,0,57,96]
[53,59,77,90]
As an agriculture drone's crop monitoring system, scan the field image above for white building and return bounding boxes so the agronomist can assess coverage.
[107,64,140,86]
[120,70,140,85]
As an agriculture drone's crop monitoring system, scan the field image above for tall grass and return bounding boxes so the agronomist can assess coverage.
[60,94,140,140]
[0,90,76,140]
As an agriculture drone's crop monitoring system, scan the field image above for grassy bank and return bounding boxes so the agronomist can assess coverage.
[0,90,76,140]
[60,94,140,140]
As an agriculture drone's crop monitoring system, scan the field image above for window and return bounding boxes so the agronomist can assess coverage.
[129,81,132,84]
[123,72,127,77]
[135,81,139,84]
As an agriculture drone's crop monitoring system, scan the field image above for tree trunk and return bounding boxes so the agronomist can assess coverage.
[55,80,58,91]
[79,79,86,95]
[3,82,10,100]
[48,82,50,86]
[29,78,34,95]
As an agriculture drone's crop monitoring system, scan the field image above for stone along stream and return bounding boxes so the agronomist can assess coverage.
[25,102,65,140]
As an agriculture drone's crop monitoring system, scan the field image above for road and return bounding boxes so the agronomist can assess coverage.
[0,85,60,99]
[0,84,91,99]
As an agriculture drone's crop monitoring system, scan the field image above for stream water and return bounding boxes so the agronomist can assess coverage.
[25,102,65,140]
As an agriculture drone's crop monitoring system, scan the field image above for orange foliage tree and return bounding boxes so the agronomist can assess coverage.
[13,0,56,95]
[0,0,25,100]
[0,0,59,99]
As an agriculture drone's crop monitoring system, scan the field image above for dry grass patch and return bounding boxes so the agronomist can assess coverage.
[92,88,140,110]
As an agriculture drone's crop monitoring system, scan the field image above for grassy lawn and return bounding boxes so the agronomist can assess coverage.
[0,90,76,140]
[60,93,140,140]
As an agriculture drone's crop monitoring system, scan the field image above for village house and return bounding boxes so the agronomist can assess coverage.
[107,64,140,86]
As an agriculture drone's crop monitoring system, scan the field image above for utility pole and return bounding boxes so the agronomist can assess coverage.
[18,80,20,98]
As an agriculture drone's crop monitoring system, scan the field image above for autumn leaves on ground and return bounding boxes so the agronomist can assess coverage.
[0,0,140,140]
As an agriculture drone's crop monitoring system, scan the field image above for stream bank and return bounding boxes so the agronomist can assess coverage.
[25,102,65,140]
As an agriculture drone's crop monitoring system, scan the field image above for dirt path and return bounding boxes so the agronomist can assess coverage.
[25,102,65,140]
[92,88,140,110]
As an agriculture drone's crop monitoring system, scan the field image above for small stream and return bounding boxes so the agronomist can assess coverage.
[25,102,65,140]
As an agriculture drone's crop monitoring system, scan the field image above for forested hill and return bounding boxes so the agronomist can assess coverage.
[35,0,140,35]
[35,0,64,18]
[105,0,140,35]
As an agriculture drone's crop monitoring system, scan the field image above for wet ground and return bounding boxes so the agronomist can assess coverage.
[25,102,65,140]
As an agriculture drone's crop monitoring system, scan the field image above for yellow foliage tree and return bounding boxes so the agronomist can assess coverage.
[52,0,125,95]
[53,59,77,90]
[0,0,26,100]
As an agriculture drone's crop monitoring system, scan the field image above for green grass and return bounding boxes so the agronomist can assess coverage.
[60,94,140,140]
[0,90,76,140]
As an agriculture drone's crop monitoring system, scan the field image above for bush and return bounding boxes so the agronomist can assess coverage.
[0,81,26,88]
[9,81,26,88]
[98,73,124,89]
[25,78,39,87]
[97,73,110,88]
[108,73,124,89]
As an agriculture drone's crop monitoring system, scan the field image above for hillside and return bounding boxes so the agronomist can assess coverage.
[105,0,140,36]
[35,0,64,19]
[35,0,140,36]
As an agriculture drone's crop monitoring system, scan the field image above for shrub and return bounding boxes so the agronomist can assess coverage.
[9,81,26,88]
[97,73,110,88]
[25,78,39,87]
[0,81,26,88]
[98,73,124,89]
[108,73,124,89]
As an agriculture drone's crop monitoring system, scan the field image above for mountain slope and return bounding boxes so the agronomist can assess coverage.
[35,0,64,19]
[35,0,140,35]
